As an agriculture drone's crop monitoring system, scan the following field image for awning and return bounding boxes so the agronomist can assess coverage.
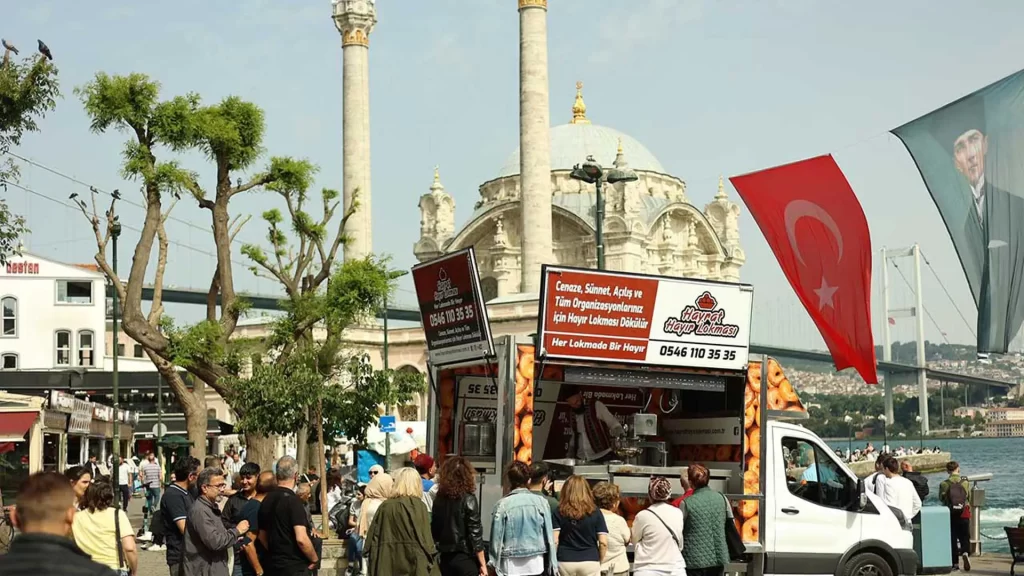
[0,411,38,442]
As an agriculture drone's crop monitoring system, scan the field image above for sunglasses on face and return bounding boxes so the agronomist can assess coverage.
[370,471,379,476]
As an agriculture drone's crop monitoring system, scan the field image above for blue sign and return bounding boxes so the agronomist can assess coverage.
[379,415,396,433]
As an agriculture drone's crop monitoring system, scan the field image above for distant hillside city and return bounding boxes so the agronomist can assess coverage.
[782,341,1024,440]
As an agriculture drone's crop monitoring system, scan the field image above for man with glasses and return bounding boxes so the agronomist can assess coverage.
[182,467,249,576]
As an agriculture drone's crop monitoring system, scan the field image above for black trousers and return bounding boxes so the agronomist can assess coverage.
[951,515,971,565]
[119,484,131,511]
[439,552,479,576]
[688,567,726,576]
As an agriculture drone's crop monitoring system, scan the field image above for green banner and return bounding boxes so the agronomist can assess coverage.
[893,70,1024,354]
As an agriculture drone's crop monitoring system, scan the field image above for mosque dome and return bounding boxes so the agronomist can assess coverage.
[496,82,667,178]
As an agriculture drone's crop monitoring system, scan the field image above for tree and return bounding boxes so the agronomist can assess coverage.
[74,73,211,454]
[0,40,59,263]
[233,182,422,512]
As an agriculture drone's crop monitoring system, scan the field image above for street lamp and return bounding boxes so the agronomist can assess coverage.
[570,155,638,270]
[915,415,923,451]
[844,415,854,458]
[382,269,409,471]
[878,414,888,453]
[110,214,122,488]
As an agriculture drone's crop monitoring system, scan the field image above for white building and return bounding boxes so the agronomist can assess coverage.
[1,253,107,372]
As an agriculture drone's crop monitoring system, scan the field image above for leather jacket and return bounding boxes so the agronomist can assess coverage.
[431,491,485,555]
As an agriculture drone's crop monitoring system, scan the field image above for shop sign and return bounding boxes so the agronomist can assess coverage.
[68,399,93,435]
[411,248,494,365]
[4,261,40,274]
[49,390,77,413]
[92,404,114,422]
[42,410,68,431]
[537,266,754,371]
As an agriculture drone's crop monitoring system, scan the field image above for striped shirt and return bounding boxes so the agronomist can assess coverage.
[140,461,162,488]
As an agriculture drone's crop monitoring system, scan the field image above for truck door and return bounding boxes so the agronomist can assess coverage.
[769,428,862,575]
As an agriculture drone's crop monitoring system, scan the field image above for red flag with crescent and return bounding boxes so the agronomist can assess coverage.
[730,155,878,384]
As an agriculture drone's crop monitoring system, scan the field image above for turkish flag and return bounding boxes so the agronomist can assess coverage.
[730,155,878,384]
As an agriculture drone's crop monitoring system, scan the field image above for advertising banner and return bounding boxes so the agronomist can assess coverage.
[892,69,1024,355]
[412,248,494,365]
[537,266,753,371]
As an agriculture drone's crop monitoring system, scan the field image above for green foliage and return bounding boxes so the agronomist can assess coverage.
[266,156,318,196]
[323,356,424,444]
[193,96,265,171]
[0,50,59,263]
[159,317,244,375]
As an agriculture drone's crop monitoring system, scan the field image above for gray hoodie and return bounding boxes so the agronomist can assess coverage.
[182,496,240,576]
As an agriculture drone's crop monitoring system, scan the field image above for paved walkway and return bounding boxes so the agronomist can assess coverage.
[125,493,169,575]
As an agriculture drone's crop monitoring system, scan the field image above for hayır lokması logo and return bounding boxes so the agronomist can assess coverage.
[662,290,740,338]
[433,267,458,302]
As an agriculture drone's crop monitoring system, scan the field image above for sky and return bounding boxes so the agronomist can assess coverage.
[5,0,1024,352]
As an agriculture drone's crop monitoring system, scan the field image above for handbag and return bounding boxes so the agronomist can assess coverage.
[114,507,131,576]
[722,495,746,561]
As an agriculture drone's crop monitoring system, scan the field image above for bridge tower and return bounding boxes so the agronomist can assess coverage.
[881,244,929,436]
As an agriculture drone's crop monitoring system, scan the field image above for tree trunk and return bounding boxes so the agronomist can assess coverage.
[245,433,278,470]
[149,352,207,459]
[296,418,309,473]
[316,399,328,534]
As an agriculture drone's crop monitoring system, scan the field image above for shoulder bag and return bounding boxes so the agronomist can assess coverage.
[644,506,681,550]
[114,507,131,576]
[722,494,746,561]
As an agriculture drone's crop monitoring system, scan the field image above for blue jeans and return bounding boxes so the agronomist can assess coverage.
[145,487,161,531]
[232,563,243,576]
[347,534,363,565]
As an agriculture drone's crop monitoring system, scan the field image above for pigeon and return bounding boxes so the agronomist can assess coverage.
[69,192,78,200]
[37,39,52,61]
[2,39,18,55]
[112,189,121,200]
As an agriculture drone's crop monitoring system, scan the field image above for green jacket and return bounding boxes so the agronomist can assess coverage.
[938,474,970,507]
[680,487,730,569]
[364,496,440,576]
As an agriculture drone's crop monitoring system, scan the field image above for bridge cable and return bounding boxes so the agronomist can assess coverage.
[890,259,953,345]
[918,249,977,338]
[3,151,249,250]
[3,179,221,259]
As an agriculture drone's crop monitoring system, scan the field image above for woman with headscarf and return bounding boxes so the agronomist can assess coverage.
[364,468,439,576]
[680,464,730,576]
[357,468,393,575]
[631,476,685,576]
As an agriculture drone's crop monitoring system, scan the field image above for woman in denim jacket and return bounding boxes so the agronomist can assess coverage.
[488,462,557,576]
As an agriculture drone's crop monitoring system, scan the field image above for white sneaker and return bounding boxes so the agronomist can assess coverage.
[148,544,166,552]
[138,531,153,542]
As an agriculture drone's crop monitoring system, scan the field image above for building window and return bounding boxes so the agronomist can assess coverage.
[1,296,15,336]
[117,343,125,356]
[133,344,144,358]
[1,353,16,370]
[57,280,93,305]
[78,330,94,367]
[55,330,71,366]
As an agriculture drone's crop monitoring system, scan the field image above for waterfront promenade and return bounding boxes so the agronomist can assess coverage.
[846,451,953,477]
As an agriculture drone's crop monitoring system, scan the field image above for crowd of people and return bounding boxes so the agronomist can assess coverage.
[837,442,945,464]
[343,457,733,576]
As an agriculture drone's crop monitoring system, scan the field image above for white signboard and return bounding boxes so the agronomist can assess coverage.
[538,266,754,371]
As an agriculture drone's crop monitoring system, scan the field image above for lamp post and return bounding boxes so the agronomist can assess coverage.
[844,415,854,458]
[110,215,122,488]
[916,415,923,451]
[382,269,409,472]
[570,155,638,270]
[878,414,888,453]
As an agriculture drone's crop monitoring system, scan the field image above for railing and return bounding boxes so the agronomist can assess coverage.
[966,473,994,555]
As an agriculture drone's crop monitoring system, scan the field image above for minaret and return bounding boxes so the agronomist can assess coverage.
[333,0,376,261]
[518,0,554,293]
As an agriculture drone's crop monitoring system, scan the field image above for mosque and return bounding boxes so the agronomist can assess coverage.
[234,0,746,422]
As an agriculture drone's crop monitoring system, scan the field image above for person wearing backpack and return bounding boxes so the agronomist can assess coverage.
[939,461,972,571]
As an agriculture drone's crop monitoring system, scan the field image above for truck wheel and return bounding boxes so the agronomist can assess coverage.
[843,552,894,576]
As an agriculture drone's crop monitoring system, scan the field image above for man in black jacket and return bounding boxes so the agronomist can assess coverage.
[0,472,116,576]
[901,461,930,500]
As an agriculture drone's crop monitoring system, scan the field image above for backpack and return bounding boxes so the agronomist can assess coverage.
[947,482,970,518]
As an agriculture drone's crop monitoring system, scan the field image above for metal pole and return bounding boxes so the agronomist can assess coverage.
[913,244,929,436]
[595,178,605,270]
[383,293,391,472]
[848,424,853,457]
[112,232,120,487]
[882,420,887,452]
[157,371,163,446]
[881,247,894,423]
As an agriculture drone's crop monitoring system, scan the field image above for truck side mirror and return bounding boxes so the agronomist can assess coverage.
[856,478,868,510]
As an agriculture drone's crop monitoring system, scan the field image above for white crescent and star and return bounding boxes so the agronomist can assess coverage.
[784,199,845,311]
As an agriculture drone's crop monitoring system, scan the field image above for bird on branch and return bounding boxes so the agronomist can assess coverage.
[37,39,52,61]
[2,39,19,55]
[69,192,79,201]
[112,189,122,200]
